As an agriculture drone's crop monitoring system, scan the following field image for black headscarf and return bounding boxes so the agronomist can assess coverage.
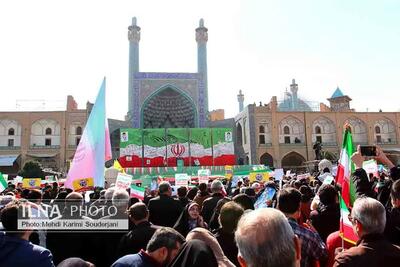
[173,203,201,237]
[168,239,218,267]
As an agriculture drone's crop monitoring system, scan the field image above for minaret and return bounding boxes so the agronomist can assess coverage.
[196,18,209,119]
[128,17,140,125]
[237,90,244,112]
[290,79,299,110]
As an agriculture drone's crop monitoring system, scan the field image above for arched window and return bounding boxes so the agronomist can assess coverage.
[8,128,15,136]
[76,126,82,135]
[375,126,381,134]
[45,128,52,135]
[259,135,266,144]
[283,126,290,135]
[315,126,322,134]
[259,125,265,133]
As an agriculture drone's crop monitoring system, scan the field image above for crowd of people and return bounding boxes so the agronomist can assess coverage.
[1,145,400,267]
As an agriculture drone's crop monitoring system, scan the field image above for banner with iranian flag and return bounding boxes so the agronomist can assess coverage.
[335,125,356,207]
[339,195,358,245]
[190,128,213,166]
[143,129,166,167]
[166,128,189,166]
[212,128,235,166]
[119,128,143,167]
[130,184,145,200]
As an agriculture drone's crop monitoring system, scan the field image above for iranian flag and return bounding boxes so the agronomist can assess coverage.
[190,128,213,166]
[339,195,358,245]
[335,125,356,207]
[130,184,145,200]
[119,128,143,167]
[0,172,7,193]
[212,128,235,166]
[166,128,189,166]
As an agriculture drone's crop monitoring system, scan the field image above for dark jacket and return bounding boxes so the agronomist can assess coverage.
[310,203,340,242]
[351,168,376,199]
[178,197,191,209]
[385,207,400,246]
[0,232,54,267]
[112,250,161,267]
[148,194,183,227]
[193,191,210,208]
[201,193,225,224]
[334,233,400,267]
[213,228,239,266]
[46,215,97,265]
[116,221,160,259]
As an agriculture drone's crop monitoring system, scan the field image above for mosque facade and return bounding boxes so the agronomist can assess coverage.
[126,18,209,129]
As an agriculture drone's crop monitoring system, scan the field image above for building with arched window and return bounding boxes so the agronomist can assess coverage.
[235,83,400,169]
[0,96,88,175]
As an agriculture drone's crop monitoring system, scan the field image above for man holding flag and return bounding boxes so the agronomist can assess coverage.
[334,197,400,267]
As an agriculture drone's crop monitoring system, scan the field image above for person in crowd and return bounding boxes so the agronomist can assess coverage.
[334,197,400,266]
[47,192,96,265]
[102,189,130,220]
[235,208,301,267]
[232,193,254,211]
[193,182,210,208]
[299,185,314,224]
[0,200,55,267]
[112,227,185,267]
[168,239,218,267]
[148,182,182,227]
[57,257,95,267]
[116,202,160,259]
[174,202,207,237]
[385,179,400,245]
[186,227,235,267]
[278,187,327,267]
[201,180,225,224]
[213,201,244,266]
[310,184,340,242]
[99,190,130,266]
[374,146,400,208]
[208,197,231,231]
[177,186,190,208]
[144,189,157,206]
[350,145,378,199]
[186,186,199,201]
[232,180,243,196]
[26,189,49,247]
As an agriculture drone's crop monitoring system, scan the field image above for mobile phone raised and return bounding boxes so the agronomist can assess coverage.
[360,146,377,157]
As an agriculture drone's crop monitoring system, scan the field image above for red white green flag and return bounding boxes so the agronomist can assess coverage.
[339,195,358,245]
[130,184,145,200]
[0,172,7,193]
[335,126,356,207]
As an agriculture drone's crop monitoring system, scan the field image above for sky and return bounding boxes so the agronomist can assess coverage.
[0,0,399,120]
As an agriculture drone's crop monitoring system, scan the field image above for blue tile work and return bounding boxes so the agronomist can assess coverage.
[131,72,206,128]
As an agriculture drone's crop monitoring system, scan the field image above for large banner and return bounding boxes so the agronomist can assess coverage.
[119,129,143,167]
[166,128,189,166]
[190,128,213,166]
[143,129,166,167]
[212,128,235,165]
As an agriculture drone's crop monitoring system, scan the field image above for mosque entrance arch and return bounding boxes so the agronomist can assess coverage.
[141,86,197,128]
[281,151,306,171]
[260,153,274,168]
